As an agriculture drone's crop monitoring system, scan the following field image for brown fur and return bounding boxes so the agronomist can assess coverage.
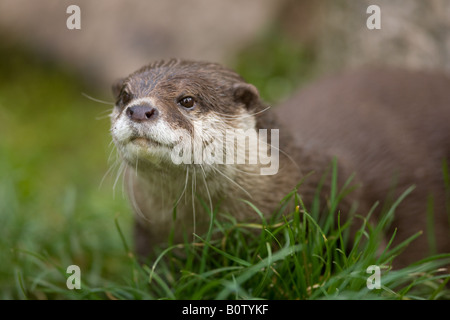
[111,60,449,267]
[276,67,450,267]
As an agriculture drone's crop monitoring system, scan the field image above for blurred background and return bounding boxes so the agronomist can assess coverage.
[0,0,449,298]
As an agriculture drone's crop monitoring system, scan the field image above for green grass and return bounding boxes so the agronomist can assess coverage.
[1,39,449,300]
[108,162,449,300]
[7,160,450,300]
[0,42,133,299]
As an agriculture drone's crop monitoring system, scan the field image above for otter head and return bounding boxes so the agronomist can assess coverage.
[110,59,264,174]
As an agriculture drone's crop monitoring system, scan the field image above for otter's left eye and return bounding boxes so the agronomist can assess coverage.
[178,96,195,109]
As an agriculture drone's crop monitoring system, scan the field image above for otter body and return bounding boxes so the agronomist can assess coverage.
[276,68,450,266]
[110,60,449,266]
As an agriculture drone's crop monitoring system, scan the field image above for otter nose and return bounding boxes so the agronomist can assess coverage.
[126,105,158,122]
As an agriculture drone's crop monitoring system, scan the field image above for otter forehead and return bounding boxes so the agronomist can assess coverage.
[118,60,246,112]
[112,59,264,124]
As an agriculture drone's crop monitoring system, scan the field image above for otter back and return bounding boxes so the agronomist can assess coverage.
[276,67,450,266]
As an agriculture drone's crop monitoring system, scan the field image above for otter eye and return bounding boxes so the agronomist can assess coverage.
[178,96,195,109]
[121,91,132,106]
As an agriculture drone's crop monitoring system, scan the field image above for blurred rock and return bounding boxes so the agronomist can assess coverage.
[315,0,450,74]
[2,0,449,93]
[0,0,279,90]
[276,0,450,75]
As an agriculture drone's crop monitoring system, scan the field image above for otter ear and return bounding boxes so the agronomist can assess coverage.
[112,78,125,99]
[233,83,260,109]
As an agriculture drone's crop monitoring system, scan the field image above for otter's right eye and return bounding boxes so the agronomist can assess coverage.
[121,91,132,105]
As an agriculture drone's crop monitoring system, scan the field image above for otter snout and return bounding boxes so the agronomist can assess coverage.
[126,104,158,122]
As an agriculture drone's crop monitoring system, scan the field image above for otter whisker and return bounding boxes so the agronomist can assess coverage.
[257,138,300,171]
[99,151,122,189]
[160,171,165,208]
[210,165,252,199]
[212,105,272,119]
[82,92,115,106]
[126,166,148,221]
[174,166,190,209]
[191,166,197,242]
[95,112,114,121]
[135,157,139,177]
[97,108,114,116]
[112,161,126,199]
[82,93,116,120]
[200,164,214,216]
[107,141,118,163]
[230,166,262,176]
[108,139,116,148]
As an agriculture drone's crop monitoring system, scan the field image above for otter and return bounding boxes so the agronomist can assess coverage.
[110,59,450,267]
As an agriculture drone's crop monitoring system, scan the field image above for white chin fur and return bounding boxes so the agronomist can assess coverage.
[111,110,178,165]
[122,142,171,166]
